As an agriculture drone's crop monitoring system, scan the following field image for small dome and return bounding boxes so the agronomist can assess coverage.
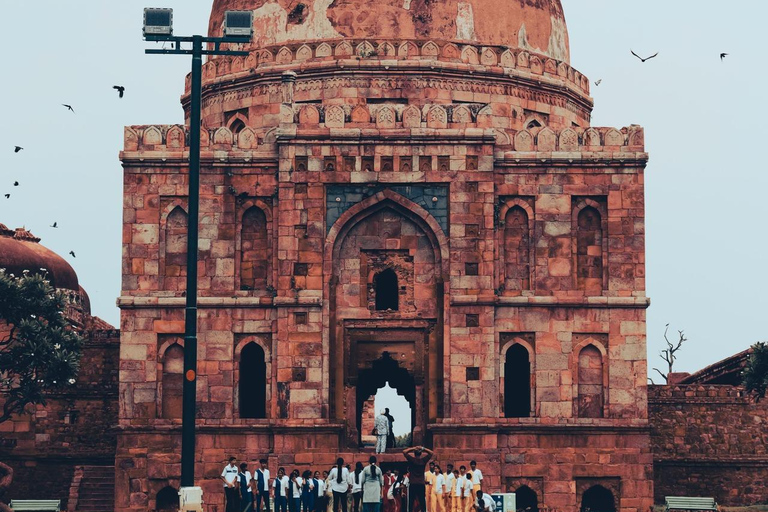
[0,226,79,291]
[209,0,569,62]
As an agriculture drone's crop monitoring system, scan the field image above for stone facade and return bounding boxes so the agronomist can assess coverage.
[0,328,119,509]
[116,2,651,511]
[649,350,768,506]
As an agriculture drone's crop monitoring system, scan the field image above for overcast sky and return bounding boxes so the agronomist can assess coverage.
[0,1,765,378]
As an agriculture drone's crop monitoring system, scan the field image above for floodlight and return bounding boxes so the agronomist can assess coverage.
[143,8,173,37]
[223,10,254,38]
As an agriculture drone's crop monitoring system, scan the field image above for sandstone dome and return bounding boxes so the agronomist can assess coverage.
[209,0,570,62]
[0,224,79,291]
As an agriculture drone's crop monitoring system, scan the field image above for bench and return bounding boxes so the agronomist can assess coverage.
[9,500,61,511]
[665,497,718,512]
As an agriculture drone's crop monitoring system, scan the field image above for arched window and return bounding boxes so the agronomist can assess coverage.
[504,206,531,292]
[504,344,531,418]
[165,206,188,281]
[515,486,539,512]
[580,485,615,512]
[576,206,603,294]
[161,344,184,420]
[577,345,604,418]
[240,207,269,291]
[229,118,246,135]
[374,268,399,311]
[239,342,267,419]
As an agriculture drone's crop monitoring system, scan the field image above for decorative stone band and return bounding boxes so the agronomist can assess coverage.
[123,124,645,154]
[116,295,649,309]
[186,39,591,95]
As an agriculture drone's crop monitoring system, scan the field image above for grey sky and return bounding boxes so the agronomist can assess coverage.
[0,1,765,377]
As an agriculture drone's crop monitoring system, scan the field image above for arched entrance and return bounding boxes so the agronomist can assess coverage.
[327,190,448,449]
[356,352,415,447]
[580,485,616,512]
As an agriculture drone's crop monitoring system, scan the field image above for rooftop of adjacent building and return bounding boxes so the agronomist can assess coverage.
[0,223,115,330]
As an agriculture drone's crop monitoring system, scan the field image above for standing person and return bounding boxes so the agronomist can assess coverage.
[254,459,272,512]
[402,446,433,512]
[274,467,289,512]
[302,470,316,512]
[222,457,241,512]
[384,408,396,449]
[289,470,304,512]
[349,461,364,512]
[450,469,463,512]
[314,471,326,512]
[443,466,455,512]
[468,462,482,502]
[328,457,350,512]
[361,456,383,512]
[432,466,445,512]
[240,463,254,512]
[324,470,334,512]
[382,469,395,512]
[400,471,410,512]
[423,464,434,512]
[389,472,406,512]
[374,410,390,453]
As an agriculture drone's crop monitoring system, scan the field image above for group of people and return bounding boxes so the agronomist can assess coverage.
[220,449,495,512]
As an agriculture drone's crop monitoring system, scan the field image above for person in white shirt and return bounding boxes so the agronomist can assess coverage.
[460,468,473,512]
[432,466,446,512]
[222,457,241,512]
[313,470,326,512]
[444,466,455,512]
[450,469,465,512]
[328,457,351,512]
[468,462,483,501]
[474,491,494,512]
[240,463,254,512]
[253,459,271,512]
[348,462,364,512]
[374,410,390,454]
[274,467,290,512]
[290,470,304,512]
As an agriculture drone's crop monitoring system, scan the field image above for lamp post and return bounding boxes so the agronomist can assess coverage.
[143,8,252,510]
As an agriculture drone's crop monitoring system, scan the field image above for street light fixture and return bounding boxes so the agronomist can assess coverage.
[143,9,252,512]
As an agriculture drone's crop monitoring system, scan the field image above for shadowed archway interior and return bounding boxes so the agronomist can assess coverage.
[356,352,415,446]
[580,485,616,512]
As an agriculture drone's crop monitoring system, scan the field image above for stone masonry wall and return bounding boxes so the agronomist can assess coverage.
[649,385,768,506]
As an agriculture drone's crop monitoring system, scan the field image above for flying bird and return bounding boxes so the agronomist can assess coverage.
[631,50,659,63]
[720,53,729,61]
[14,146,23,153]
[13,181,19,187]
[4,194,9,199]
[594,79,602,86]
[69,251,76,258]
[62,104,75,113]
[50,222,58,228]
[113,85,126,98]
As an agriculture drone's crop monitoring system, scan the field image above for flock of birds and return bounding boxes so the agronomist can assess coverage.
[5,47,732,259]
[6,85,126,258]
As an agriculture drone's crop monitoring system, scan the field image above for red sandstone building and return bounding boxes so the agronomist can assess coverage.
[115,1,652,510]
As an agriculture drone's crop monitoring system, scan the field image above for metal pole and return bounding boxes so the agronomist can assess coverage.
[181,34,203,489]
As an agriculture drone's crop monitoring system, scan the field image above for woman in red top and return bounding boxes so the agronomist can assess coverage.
[382,469,396,512]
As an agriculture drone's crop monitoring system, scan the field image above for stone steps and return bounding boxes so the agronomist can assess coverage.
[76,466,115,512]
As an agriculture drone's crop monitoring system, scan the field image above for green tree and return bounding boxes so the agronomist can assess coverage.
[0,268,83,423]
[743,341,768,402]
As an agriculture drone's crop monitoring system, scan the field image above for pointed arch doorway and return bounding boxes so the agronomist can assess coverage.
[357,352,415,448]
[343,320,434,448]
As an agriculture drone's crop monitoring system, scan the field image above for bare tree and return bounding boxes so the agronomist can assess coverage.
[653,324,688,383]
